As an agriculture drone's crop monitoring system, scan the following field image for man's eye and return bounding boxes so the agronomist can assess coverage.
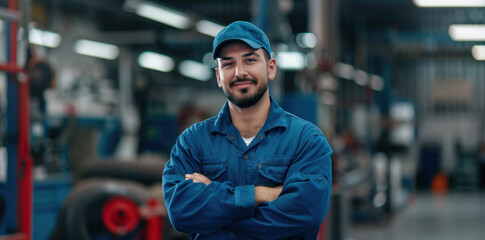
[222,62,233,67]
[247,58,256,62]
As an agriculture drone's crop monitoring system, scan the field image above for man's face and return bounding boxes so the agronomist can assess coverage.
[215,42,276,108]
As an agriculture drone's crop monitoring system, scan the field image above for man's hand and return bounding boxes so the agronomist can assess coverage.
[185,173,212,185]
[254,185,283,206]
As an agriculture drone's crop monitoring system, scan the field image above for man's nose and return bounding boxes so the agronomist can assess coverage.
[235,62,248,78]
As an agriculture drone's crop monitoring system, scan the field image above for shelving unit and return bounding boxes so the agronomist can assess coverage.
[0,0,32,239]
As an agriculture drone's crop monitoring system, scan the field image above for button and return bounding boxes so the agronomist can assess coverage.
[258,135,263,139]
[243,154,249,159]
[229,136,234,140]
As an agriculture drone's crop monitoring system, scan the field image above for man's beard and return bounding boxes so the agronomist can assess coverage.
[225,78,268,108]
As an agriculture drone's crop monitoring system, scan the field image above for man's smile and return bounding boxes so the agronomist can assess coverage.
[230,78,257,88]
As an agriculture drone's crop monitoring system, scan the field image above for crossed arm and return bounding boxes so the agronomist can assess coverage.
[164,132,332,238]
[185,173,282,205]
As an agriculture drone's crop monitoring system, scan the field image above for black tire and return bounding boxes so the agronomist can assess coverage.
[55,178,148,240]
[78,160,164,186]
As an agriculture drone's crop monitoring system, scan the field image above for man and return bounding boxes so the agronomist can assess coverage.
[162,21,332,239]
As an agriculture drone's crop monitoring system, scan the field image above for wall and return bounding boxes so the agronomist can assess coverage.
[395,56,485,173]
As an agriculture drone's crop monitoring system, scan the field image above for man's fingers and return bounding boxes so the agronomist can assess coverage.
[185,174,197,181]
[185,173,211,185]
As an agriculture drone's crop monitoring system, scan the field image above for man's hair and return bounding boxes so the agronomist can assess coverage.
[262,50,271,62]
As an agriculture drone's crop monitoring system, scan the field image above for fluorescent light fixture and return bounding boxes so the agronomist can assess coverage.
[306,52,317,70]
[74,39,119,60]
[138,51,174,72]
[373,192,386,208]
[203,52,217,68]
[391,103,415,121]
[196,20,225,37]
[276,51,307,70]
[333,63,355,80]
[449,24,485,41]
[472,45,485,60]
[414,0,485,7]
[354,70,368,86]
[0,20,3,33]
[29,28,62,48]
[179,60,212,81]
[370,74,384,91]
[134,1,191,29]
[0,147,7,183]
[296,32,317,48]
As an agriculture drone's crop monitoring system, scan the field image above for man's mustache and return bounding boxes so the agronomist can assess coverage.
[230,78,257,87]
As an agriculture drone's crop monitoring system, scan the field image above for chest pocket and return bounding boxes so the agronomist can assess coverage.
[257,158,292,186]
[200,157,228,182]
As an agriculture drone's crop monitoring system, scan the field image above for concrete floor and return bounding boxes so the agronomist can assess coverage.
[350,192,485,240]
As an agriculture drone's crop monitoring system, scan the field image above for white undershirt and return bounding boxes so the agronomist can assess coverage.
[242,136,255,146]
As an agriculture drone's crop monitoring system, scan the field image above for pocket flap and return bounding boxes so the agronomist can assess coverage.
[201,158,227,180]
[258,158,291,183]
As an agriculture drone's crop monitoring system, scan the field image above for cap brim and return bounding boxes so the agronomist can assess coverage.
[213,38,263,59]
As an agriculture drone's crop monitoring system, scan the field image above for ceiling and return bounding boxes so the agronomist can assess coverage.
[340,0,485,56]
[25,0,311,61]
[36,0,484,56]
[4,0,484,84]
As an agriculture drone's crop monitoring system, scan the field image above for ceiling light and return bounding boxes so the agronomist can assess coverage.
[414,0,485,7]
[306,52,318,70]
[333,63,355,80]
[296,32,317,48]
[354,70,368,86]
[472,45,485,60]
[449,24,485,41]
[276,51,307,70]
[179,60,212,81]
[138,51,174,72]
[126,0,191,29]
[202,52,217,68]
[391,102,415,120]
[369,74,384,91]
[29,28,62,48]
[74,39,119,60]
[196,20,225,37]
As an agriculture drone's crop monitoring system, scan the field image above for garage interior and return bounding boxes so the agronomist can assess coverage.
[1,0,485,239]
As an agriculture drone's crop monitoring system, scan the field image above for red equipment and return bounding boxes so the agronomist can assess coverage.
[102,196,141,235]
[0,0,32,239]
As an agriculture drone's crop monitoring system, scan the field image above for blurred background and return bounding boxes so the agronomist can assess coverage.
[1,0,485,239]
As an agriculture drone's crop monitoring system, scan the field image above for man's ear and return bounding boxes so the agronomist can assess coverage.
[215,67,222,88]
[267,58,277,81]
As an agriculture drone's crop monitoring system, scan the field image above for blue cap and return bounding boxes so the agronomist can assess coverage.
[212,21,271,59]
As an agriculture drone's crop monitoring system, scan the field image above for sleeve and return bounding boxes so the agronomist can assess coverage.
[162,131,255,234]
[227,133,333,239]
